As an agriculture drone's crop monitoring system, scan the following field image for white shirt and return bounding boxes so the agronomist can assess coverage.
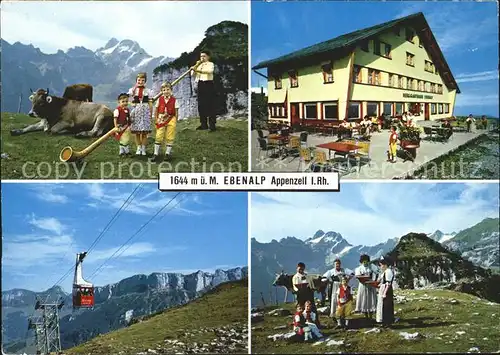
[292,272,309,292]
[355,264,378,280]
[322,267,354,282]
[378,268,395,283]
[193,61,214,82]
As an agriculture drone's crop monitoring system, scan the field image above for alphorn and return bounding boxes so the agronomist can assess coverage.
[152,60,202,102]
[59,60,202,163]
[60,127,119,162]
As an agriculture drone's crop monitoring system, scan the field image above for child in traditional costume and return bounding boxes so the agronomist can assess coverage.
[335,275,354,329]
[376,256,395,328]
[293,304,312,341]
[322,258,353,319]
[387,126,398,163]
[113,93,132,156]
[128,72,153,156]
[355,254,378,321]
[303,300,323,340]
[150,82,179,162]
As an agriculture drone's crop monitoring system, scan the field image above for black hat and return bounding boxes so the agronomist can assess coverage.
[117,93,129,100]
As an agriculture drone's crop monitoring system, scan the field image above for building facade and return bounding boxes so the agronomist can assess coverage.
[252,12,460,126]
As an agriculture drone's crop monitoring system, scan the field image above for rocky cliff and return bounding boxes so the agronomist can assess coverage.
[152,21,248,120]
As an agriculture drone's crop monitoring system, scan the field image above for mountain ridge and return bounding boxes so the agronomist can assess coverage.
[2,267,247,351]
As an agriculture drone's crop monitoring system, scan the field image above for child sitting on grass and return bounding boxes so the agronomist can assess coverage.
[303,300,323,340]
[293,304,312,342]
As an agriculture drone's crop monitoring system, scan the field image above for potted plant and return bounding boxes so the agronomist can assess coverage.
[398,125,422,160]
[399,126,421,148]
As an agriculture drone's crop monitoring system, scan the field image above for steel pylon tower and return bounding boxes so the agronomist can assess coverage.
[28,315,47,354]
[31,296,64,354]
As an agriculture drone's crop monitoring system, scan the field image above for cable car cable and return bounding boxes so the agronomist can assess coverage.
[88,192,181,280]
[107,194,186,270]
[24,184,145,350]
[49,184,143,289]
[86,184,143,254]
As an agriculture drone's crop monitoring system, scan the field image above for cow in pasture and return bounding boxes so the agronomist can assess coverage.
[10,88,113,137]
[62,83,93,102]
[273,271,329,306]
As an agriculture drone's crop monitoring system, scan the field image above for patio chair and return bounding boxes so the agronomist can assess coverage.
[284,136,301,162]
[297,147,314,172]
[299,132,308,147]
[257,129,267,139]
[310,151,331,172]
[349,141,372,173]
[423,126,434,140]
[257,137,277,160]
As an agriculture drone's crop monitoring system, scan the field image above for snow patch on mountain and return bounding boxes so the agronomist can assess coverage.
[101,43,119,55]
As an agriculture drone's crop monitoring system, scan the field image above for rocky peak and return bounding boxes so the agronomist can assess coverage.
[387,232,489,289]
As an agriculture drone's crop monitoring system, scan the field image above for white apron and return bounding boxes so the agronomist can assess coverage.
[355,264,378,313]
[322,268,346,318]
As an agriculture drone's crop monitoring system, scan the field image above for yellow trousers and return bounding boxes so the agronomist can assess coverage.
[336,300,353,318]
[389,143,397,156]
[118,127,131,146]
[155,118,177,146]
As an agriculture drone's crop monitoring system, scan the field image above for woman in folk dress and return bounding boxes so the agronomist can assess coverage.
[322,258,354,319]
[355,254,379,320]
[128,72,153,156]
[376,257,395,328]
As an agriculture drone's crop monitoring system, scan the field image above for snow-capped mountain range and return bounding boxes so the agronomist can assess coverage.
[427,230,457,244]
[2,267,247,351]
[1,38,173,112]
[251,218,498,306]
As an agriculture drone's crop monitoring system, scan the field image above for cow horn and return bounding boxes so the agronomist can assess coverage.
[46,88,50,95]
[30,88,33,93]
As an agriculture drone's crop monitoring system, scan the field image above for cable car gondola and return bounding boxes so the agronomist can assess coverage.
[72,252,94,309]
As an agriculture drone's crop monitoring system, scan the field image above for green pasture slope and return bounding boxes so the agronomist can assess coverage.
[1,113,248,179]
[252,289,500,354]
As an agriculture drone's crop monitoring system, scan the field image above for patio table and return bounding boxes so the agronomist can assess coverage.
[316,141,361,172]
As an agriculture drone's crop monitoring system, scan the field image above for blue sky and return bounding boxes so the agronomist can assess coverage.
[251,1,499,117]
[1,183,248,292]
[251,183,499,245]
[1,1,248,57]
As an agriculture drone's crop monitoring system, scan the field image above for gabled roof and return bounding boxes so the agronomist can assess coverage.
[253,12,460,93]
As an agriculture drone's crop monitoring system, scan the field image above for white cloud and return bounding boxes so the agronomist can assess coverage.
[1,1,248,58]
[84,184,202,216]
[85,242,157,264]
[28,215,66,235]
[30,185,68,204]
[456,70,499,83]
[3,233,75,268]
[251,184,499,245]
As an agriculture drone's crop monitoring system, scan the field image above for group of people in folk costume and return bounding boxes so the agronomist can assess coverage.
[290,255,395,341]
[112,50,217,161]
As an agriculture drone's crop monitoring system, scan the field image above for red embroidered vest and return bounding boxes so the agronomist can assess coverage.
[158,96,176,116]
[115,106,130,126]
[338,286,351,304]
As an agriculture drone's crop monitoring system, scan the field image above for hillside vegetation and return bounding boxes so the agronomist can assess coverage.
[252,289,499,354]
[65,279,248,355]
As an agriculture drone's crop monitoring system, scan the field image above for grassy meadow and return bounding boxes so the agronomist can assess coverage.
[251,288,500,354]
[1,112,248,179]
